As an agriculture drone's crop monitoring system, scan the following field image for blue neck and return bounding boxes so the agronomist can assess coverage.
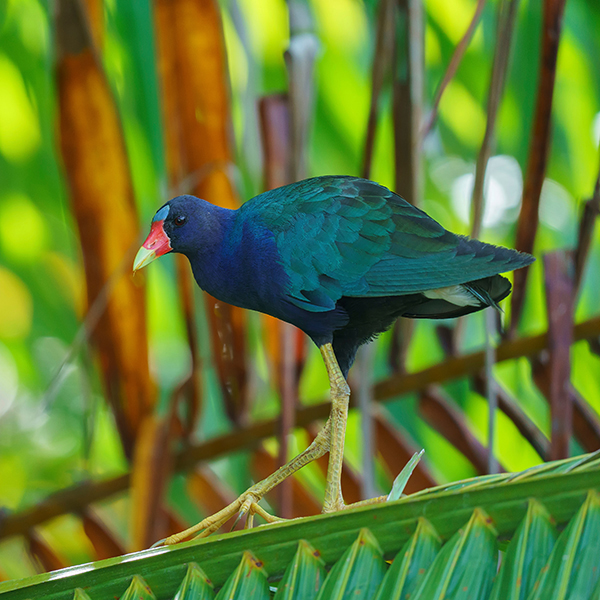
[184,204,286,313]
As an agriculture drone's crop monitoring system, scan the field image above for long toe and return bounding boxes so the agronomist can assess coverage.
[161,488,286,545]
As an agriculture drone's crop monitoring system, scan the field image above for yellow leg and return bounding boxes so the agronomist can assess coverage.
[161,419,332,544]
[160,343,351,545]
[320,343,350,512]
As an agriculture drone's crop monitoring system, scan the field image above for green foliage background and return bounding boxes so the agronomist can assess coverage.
[0,0,599,580]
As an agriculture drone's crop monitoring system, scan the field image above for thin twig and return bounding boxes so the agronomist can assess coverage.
[471,0,521,239]
[356,344,377,499]
[421,0,487,139]
[485,309,498,474]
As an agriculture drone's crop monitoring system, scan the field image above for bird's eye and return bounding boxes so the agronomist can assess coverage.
[174,215,187,227]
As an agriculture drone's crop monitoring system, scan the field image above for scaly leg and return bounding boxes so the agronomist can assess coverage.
[161,343,352,545]
[161,419,332,544]
[320,343,351,512]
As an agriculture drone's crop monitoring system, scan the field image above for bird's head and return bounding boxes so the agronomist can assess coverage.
[133,195,204,272]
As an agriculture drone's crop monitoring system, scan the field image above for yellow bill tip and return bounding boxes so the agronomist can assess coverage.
[133,246,157,273]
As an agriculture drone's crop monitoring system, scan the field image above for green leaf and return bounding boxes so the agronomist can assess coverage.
[273,540,326,599]
[174,563,215,600]
[119,575,156,600]
[387,449,425,501]
[214,551,270,600]
[528,490,600,599]
[412,508,498,600]
[315,528,386,599]
[489,499,556,600]
[1,453,599,600]
[72,590,92,600]
[373,517,441,600]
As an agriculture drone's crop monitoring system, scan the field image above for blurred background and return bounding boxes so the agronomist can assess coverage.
[1,0,599,579]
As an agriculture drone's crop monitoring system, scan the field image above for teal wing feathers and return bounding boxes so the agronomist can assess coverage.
[242,176,533,313]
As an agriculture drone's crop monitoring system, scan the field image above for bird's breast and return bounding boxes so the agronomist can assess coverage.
[188,220,289,315]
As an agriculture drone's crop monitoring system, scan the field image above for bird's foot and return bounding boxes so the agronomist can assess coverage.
[344,495,388,509]
[157,487,285,546]
[321,494,388,516]
[155,420,333,546]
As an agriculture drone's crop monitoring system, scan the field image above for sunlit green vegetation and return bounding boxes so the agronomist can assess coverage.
[0,0,599,581]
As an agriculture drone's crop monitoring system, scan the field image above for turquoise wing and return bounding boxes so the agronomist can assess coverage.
[243,176,532,313]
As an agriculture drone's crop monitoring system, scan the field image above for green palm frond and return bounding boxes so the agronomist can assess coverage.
[1,451,599,600]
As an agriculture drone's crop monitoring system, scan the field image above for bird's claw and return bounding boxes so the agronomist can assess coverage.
[233,493,285,531]
[159,490,285,546]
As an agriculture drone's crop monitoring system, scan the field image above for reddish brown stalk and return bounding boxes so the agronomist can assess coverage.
[258,94,302,518]
[362,0,395,180]
[471,0,520,239]
[82,0,103,49]
[154,0,248,426]
[26,531,68,573]
[81,510,126,560]
[419,388,505,475]
[56,0,156,458]
[537,251,574,460]
[389,0,424,373]
[393,0,424,206]
[130,414,174,550]
[285,0,318,183]
[473,374,550,460]
[155,0,203,433]
[573,155,600,296]
[509,0,568,336]
[358,0,396,498]
[374,408,437,493]
[259,95,291,192]
[466,0,520,472]
[355,1,398,498]
[572,390,600,452]
[375,315,600,401]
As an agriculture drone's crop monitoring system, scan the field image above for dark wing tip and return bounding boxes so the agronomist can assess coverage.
[457,237,535,272]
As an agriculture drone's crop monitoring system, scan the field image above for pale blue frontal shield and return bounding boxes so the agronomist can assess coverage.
[152,205,170,222]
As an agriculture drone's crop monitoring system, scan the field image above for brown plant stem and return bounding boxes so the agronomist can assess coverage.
[509,0,568,336]
[573,154,600,297]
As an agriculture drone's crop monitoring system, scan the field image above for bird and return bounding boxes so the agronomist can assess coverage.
[133,175,534,542]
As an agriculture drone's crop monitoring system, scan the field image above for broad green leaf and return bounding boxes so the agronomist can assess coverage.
[315,528,386,599]
[373,517,441,600]
[119,575,156,600]
[214,551,269,600]
[387,449,425,501]
[590,572,600,599]
[174,563,215,600]
[489,499,556,600]
[528,490,600,600]
[1,455,599,600]
[412,508,497,600]
[273,539,326,599]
